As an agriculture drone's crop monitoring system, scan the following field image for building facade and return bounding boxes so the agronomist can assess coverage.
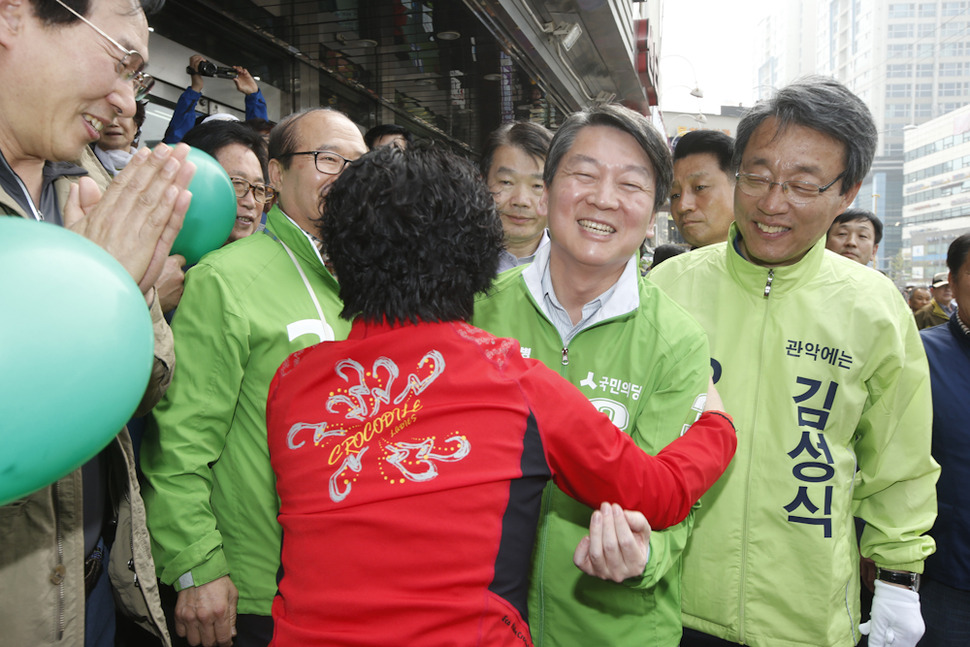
[138,0,664,158]
[902,104,970,285]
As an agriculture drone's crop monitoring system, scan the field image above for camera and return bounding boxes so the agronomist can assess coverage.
[186,60,238,79]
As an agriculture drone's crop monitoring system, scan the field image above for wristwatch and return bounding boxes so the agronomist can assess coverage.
[876,567,921,592]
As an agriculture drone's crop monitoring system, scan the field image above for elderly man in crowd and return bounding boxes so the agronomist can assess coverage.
[0,0,195,645]
[916,272,957,329]
[142,108,366,647]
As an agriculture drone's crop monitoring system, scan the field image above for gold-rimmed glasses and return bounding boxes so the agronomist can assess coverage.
[230,177,277,204]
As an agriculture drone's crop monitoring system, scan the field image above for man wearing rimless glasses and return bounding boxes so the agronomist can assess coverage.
[0,0,194,646]
[650,77,937,647]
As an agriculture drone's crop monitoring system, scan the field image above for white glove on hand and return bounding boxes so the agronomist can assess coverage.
[859,579,924,647]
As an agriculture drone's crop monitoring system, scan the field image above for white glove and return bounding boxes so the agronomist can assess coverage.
[859,579,924,647]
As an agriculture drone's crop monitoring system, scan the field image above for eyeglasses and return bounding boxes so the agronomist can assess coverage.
[736,171,846,205]
[230,177,276,204]
[52,0,155,102]
[280,150,353,175]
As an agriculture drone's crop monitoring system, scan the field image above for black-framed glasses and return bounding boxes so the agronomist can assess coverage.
[230,177,276,204]
[280,150,352,175]
[736,171,846,205]
[52,0,155,102]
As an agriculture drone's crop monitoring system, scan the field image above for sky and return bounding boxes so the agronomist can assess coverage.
[659,0,775,114]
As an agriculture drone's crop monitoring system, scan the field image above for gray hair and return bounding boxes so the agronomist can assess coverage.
[543,104,673,213]
[733,75,877,195]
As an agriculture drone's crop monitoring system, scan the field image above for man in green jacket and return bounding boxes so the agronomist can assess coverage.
[472,104,713,646]
[141,108,366,647]
[650,76,938,647]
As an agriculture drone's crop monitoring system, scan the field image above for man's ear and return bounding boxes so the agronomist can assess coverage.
[0,0,27,47]
[268,158,283,187]
[837,181,863,213]
[643,210,658,240]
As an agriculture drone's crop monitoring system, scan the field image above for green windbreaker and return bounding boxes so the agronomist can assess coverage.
[649,226,938,647]
[141,206,350,615]
[472,250,710,647]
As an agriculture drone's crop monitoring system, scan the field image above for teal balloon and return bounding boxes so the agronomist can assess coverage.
[170,146,237,264]
[0,218,154,505]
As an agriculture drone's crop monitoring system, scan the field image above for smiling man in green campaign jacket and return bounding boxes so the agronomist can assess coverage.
[141,108,366,647]
[650,77,938,647]
[472,104,714,647]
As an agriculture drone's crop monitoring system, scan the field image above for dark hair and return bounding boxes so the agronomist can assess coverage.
[182,121,269,179]
[268,108,339,169]
[320,143,504,324]
[364,124,413,150]
[479,121,553,177]
[947,233,970,275]
[734,75,877,195]
[649,243,689,271]
[829,208,883,244]
[544,104,673,213]
[673,130,735,175]
[244,118,276,137]
[32,0,164,25]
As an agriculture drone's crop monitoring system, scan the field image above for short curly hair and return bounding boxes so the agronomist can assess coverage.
[320,143,504,325]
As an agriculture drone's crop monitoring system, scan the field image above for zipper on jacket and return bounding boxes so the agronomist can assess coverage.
[560,347,569,366]
[52,482,65,641]
[738,275,776,642]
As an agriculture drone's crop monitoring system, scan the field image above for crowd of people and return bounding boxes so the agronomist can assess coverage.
[0,2,965,647]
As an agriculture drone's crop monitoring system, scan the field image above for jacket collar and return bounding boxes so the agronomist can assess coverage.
[521,240,641,321]
[726,222,826,298]
[264,204,333,279]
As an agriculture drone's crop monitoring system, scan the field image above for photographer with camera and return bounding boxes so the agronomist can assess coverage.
[162,54,268,144]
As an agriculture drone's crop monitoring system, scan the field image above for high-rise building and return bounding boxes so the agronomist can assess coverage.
[902,105,970,285]
[755,0,818,100]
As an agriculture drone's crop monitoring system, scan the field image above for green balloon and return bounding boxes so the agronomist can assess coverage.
[170,146,237,264]
[0,219,154,505]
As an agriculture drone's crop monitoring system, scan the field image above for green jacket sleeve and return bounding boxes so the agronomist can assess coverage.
[627,511,694,589]
[854,299,939,573]
[140,263,248,589]
[625,319,710,589]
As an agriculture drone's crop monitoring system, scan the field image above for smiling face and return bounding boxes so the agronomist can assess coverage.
[269,110,367,234]
[486,144,546,257]
[826,218,879,265]
[1,0,147,168]
[98,114,138,151]
[670,152,735,248]
[543,125,656,287]
[216,143,264,242]
[735,118,858,267]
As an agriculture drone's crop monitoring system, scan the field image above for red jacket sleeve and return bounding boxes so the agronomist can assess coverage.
[519,359,736,530]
